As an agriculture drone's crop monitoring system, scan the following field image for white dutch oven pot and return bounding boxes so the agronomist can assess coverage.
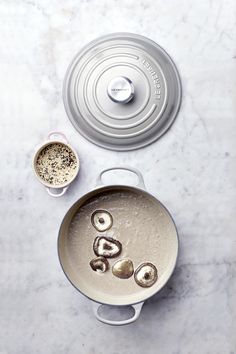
[58,167,178,325]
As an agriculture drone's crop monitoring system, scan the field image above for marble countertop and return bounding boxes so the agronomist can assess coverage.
[0,1,235,353]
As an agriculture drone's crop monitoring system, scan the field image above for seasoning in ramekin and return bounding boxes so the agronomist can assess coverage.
[36,143,77,185]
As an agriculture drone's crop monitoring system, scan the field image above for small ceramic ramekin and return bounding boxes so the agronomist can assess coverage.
[32,132,80,197]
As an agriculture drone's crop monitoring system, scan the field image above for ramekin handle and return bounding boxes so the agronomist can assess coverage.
[46,186,68,197]
[47,131,68,143]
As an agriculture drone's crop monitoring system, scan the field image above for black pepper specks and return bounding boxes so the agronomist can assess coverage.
[36,143,78,185]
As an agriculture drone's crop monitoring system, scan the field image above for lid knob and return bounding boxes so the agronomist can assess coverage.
[107,76,134,104]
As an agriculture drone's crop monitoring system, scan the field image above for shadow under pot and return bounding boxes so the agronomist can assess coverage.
[32,132,80,197]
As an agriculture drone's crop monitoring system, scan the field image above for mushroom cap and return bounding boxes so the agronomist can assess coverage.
[134,262,158,287]
[93,236,122,258]
[91,210,113,232]
[112,259,134,279]
[90,256,109,273]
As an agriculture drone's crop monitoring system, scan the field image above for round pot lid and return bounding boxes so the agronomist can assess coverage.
[63,33,182,151]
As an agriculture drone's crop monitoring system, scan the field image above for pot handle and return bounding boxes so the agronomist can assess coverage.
[46,186,68,197]
[92,301,144,326]
[48,131,68,143]
[96,166,146,189]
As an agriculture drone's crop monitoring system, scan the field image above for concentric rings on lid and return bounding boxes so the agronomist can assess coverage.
[63,33,182,151]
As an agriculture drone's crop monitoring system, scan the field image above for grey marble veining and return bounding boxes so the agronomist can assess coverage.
[0,0,236,353]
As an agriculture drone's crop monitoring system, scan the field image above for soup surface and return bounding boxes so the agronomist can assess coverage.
[60,189,178,305]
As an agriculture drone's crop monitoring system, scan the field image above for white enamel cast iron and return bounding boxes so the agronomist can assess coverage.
[58,167,178,325]
[63,33,182,151]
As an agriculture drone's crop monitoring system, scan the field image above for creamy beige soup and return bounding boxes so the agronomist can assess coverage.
[60,189,178,304]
